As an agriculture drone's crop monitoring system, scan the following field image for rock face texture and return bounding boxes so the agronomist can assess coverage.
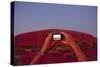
[14,29,97,65]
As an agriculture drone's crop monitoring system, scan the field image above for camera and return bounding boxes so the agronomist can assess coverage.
[52,33,64,40]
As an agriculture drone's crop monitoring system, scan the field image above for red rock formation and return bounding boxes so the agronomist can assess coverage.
[14,29,97,65]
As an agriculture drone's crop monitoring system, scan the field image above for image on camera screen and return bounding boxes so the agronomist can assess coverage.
[53,33,62,40]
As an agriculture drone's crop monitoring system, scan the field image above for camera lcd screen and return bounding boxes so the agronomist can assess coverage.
[53,34,61,40]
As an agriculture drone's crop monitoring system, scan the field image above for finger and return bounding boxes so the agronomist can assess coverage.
[61,32,73,41]
[47,33,53,39]
[60,32,68,35]
[61,41,67,44]
[45,33,53,41]
[60,32,70,38]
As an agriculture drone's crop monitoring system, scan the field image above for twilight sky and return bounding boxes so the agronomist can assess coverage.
[14,1,97,37]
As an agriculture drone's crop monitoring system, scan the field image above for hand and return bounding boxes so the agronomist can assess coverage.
[30,33,56,64]
[40,33,56,53]
[60,32,75,47]
[60,32,88,61]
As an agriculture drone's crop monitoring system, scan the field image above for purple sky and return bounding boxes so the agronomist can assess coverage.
[14,1,97,37]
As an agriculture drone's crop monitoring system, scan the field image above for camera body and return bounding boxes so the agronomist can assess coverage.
[52,33,64,40]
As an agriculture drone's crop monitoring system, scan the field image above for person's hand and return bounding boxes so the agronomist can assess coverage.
[60,32,75,47]
[60,32,88,61]
[40,33,56,53]
[30,33,56,64]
